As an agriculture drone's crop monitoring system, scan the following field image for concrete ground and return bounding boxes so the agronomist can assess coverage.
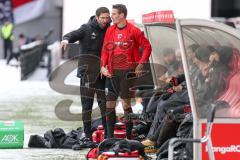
[0,60,90,160]
[0,59,154,160]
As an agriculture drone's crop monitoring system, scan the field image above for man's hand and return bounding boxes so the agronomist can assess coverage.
[159,75,166,81]
[201,65,209,77]
[173,84,183,92]
[209,53,219,63]
[165,77,172,83]
[60,40,69,50]
[135,64,144,77]
[101,66,112,78]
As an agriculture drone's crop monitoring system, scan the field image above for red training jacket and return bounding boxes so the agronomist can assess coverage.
[101,21,152,74]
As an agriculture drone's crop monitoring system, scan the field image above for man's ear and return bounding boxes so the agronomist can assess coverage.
[120,13,125,19]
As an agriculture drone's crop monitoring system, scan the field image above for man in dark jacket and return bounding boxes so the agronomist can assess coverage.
[61,7,111,139]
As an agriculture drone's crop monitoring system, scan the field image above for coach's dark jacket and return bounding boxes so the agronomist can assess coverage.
[63,16,110,78]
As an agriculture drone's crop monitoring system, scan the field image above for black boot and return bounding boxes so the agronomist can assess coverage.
[83,120,92,139]
[98,97,108,138]
[102,113,108,139]
[82,109,93,139]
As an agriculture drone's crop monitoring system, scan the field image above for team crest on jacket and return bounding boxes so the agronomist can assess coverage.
[117,34,123,39]
[91,32,96,39]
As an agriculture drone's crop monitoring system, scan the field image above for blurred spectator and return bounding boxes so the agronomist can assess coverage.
[18,33,29,48]
[0,20,14,64]
[7,33,30,64]
[159,48,182,82]
[194,46,233,114]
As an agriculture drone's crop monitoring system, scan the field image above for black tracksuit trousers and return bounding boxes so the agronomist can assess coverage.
[80,76,107,138]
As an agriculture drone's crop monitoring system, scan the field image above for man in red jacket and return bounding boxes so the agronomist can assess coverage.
[101,4,152,139]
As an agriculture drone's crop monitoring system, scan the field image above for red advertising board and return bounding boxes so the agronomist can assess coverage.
[202,123,240,160]
[154,10,175,23]
[142,10,175,24]
[142,12,155,24]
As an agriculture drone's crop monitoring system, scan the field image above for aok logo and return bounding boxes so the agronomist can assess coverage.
[206,145,240,154]
[1,135,19,143]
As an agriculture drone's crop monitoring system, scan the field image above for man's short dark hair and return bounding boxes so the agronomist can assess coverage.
[112,4,127,18]
[216,46,233,65]
[96,7,109,17]
[187,44,200,53]
[19,34,25,38]
[195,47,211,63]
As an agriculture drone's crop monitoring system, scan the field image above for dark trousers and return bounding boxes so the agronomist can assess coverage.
[80,76,107,138]
[4,39,13,63]
[147,89,189,141]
